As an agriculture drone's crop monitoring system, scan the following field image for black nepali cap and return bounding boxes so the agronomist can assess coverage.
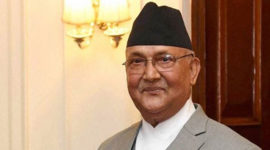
[127,2,192,50]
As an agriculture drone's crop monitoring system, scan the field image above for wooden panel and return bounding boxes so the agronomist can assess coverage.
[223,0,254,118]
[192,0,270,148]
[218,0,262,126]
[192,0,206,109]
[197,0,262,125]
[204,0,220,121]
[260,0,270,149]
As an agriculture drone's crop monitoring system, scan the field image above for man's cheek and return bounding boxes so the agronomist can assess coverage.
[127,76,140,87]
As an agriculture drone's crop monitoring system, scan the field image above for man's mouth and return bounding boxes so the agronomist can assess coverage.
[142,87,165,94]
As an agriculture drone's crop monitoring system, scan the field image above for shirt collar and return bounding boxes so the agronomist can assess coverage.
[140,97,195,140]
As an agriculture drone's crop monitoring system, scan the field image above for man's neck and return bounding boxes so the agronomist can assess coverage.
[135,98,196,150]
[143,97,194,127]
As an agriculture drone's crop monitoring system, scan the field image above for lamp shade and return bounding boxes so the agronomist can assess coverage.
[97,0,130,23]
[63,0,95,25]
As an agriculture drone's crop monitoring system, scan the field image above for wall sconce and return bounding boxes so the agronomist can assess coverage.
[62,0,130,48]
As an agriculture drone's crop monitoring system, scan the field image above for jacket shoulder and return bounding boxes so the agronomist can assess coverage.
[98,122,140,150]
[202,118,261,150]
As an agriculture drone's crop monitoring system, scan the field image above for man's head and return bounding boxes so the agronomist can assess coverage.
[124,2,201,126]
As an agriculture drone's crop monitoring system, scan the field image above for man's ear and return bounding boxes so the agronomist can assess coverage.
[189,57,201,85]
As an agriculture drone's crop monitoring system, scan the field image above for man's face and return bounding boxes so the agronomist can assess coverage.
[125,45,200,125]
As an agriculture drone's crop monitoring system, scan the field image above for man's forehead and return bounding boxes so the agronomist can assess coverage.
[126,45,191,56]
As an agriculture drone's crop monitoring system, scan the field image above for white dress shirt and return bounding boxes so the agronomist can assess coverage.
[135,98,195,150]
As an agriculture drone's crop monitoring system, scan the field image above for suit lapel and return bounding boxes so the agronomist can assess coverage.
[126,104,208,150]
[120,122,141,150]
[166,104,208,150]
[166,128,205,150]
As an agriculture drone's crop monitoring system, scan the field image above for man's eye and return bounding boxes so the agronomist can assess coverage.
[157,55,174,63]
[129,58,145,65]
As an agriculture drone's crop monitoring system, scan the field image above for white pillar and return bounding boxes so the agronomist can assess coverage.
[0,0,25,149]
[24,0,66,149]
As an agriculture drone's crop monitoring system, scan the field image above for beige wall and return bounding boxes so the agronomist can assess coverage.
[65,1,191,149]
[0,0,65,149]
[0,0,10,149]
[65,1,141,149]
[0,0,191,150]
[0,0,26,149]
[25,0,66,149]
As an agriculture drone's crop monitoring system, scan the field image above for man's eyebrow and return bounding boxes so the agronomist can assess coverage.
[127,50,170,58]
[154,51,169,56]
[128,52,145,58]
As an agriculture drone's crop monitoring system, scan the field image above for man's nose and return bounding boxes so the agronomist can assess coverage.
[142,61,161,81]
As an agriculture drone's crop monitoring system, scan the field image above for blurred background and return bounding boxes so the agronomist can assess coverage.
[0,0,191,149]
[1,0,269,149]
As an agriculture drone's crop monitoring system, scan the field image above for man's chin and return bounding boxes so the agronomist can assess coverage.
[139,95,167,112]
[139,105,169,126]
[141,103,167,114]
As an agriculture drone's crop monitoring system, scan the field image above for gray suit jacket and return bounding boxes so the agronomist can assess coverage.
[98,104,261,150]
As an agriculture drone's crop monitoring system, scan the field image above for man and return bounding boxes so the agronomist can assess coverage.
[98,2,261,150]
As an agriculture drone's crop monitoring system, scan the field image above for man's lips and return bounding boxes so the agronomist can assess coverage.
[142,87,165,93]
